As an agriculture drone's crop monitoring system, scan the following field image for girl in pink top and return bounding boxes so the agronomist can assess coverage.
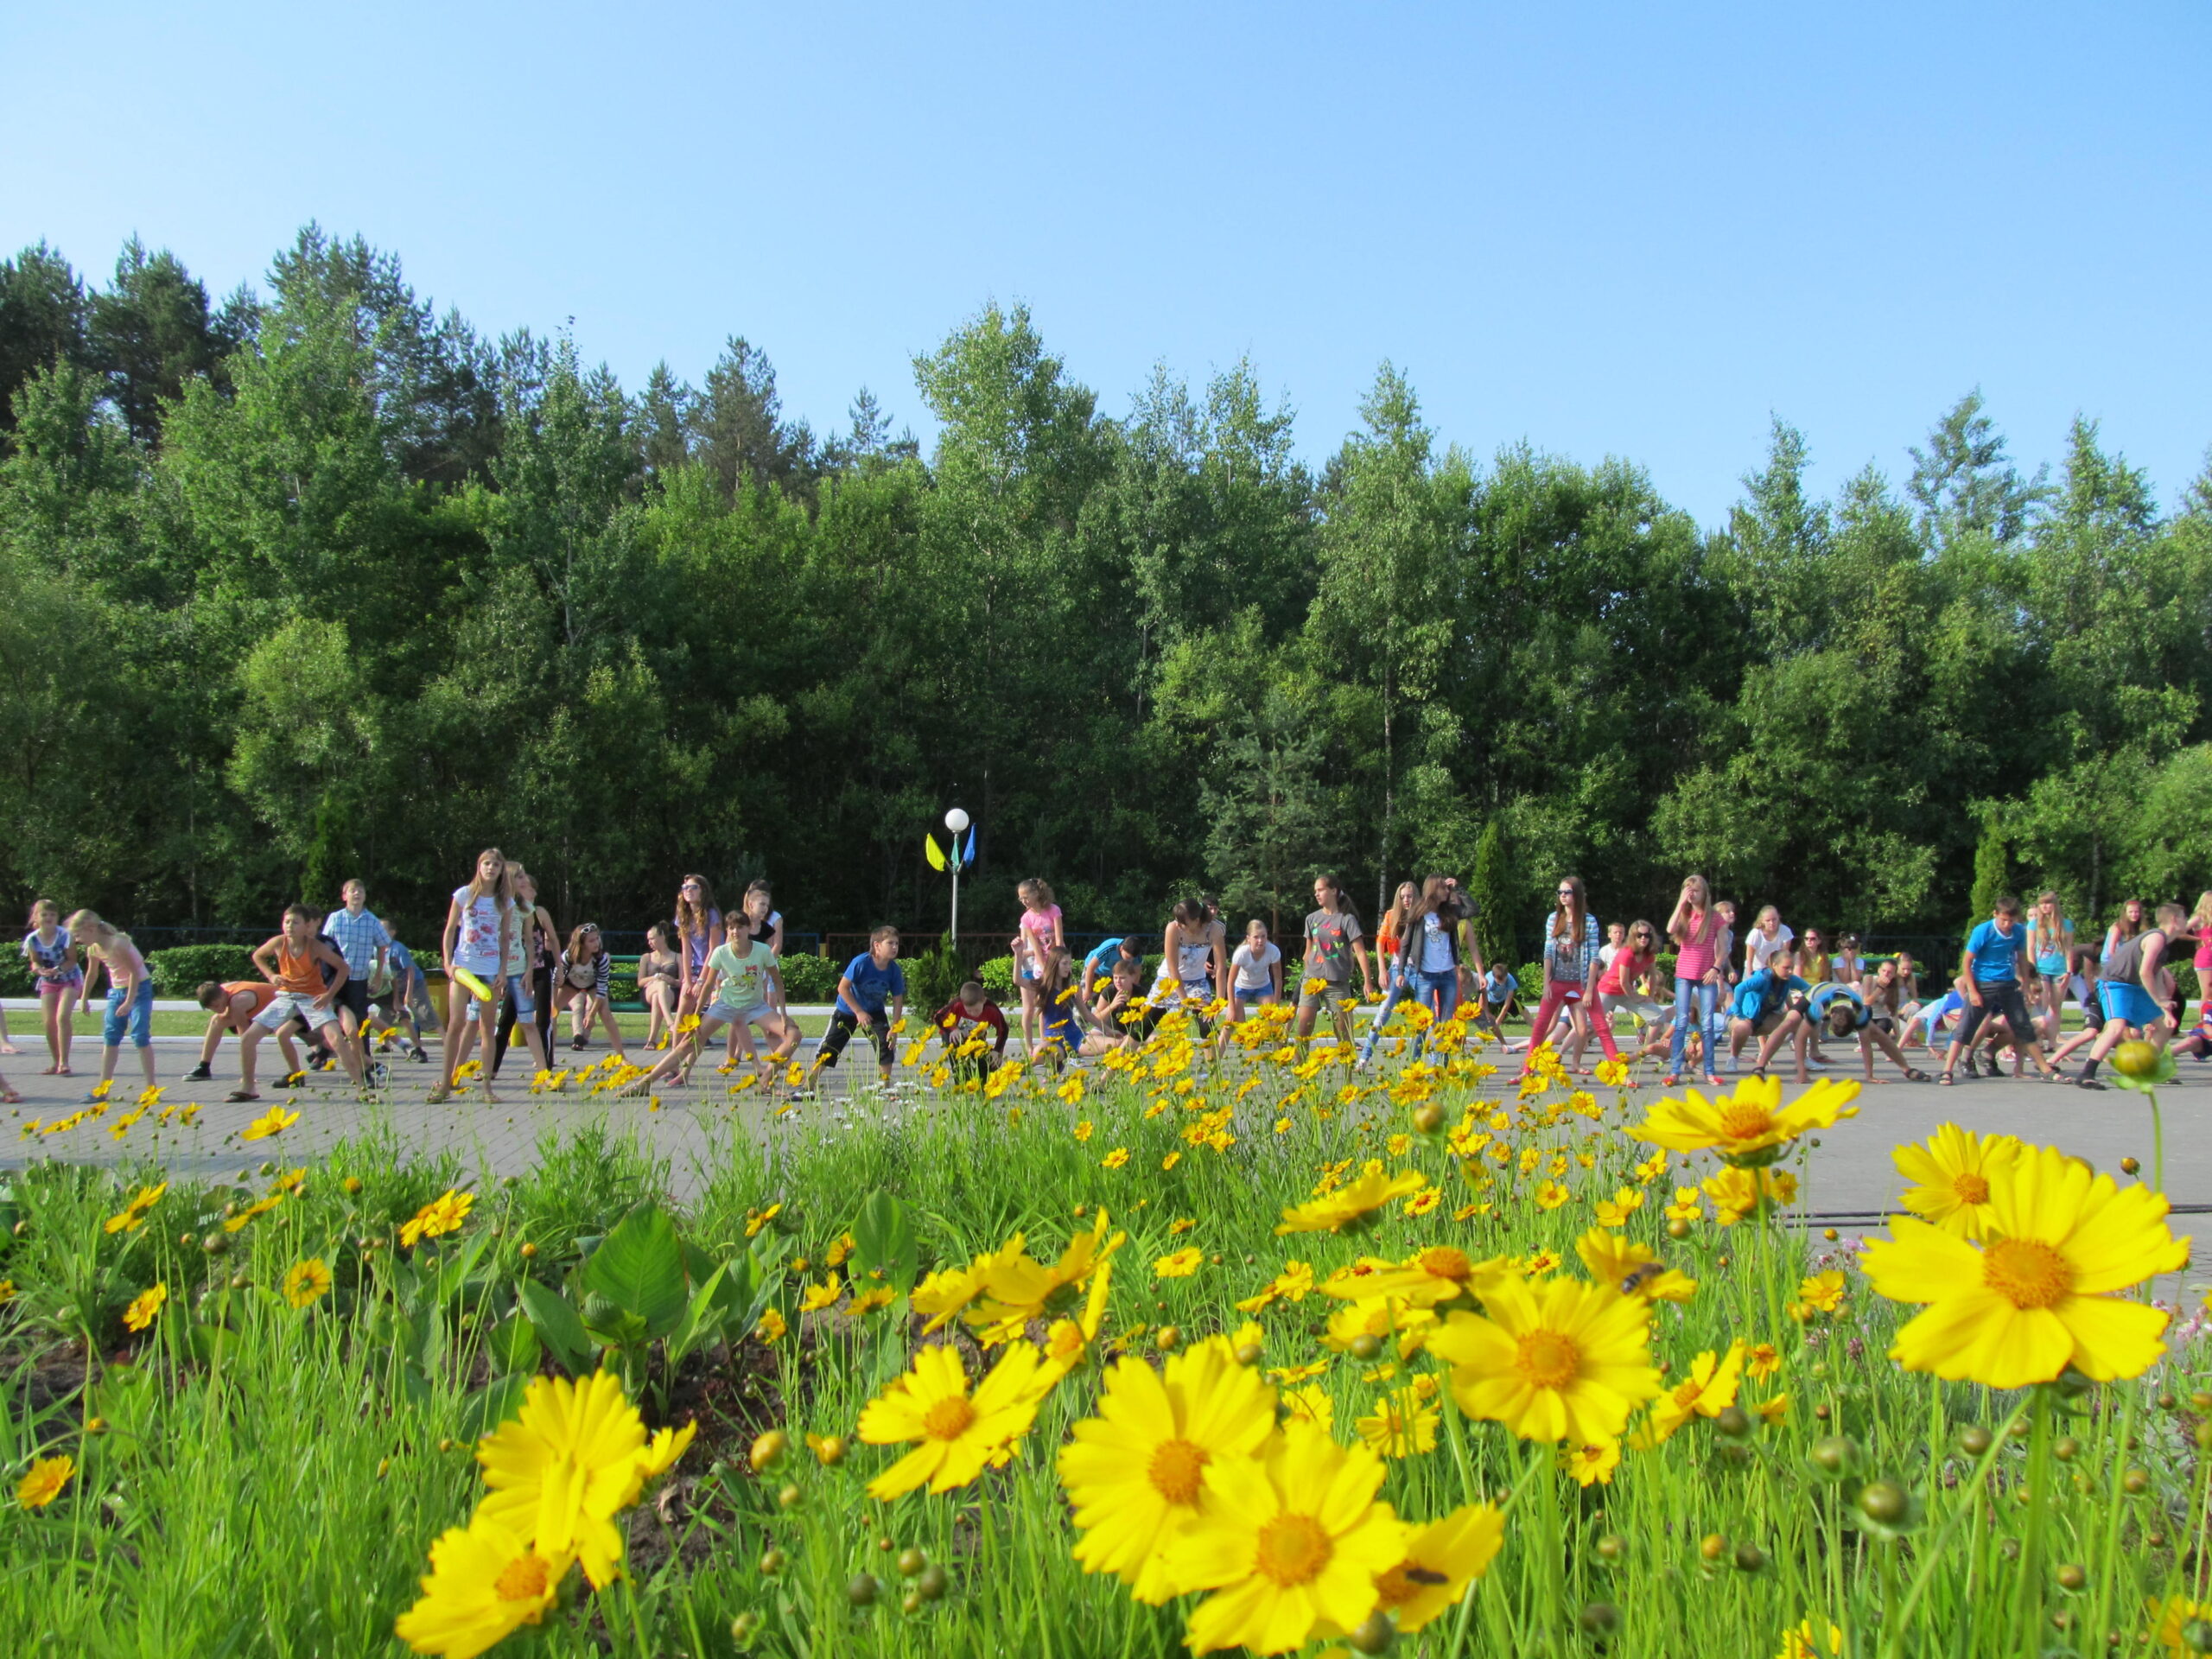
[1012,878,1066,1058]
[1665,874,1726,1087]
[2191,891,2212,1027]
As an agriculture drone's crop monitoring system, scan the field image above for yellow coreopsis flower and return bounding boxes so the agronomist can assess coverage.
[1427,1276,1662,1445]
[1058,1074,1085,1105]
[16,1452,73,1509]
[755,1308,788,1344]
[1777,1615,1847,1659]
[283,1258,334,1308]
[1592,1187,1645,1228]
[474,1370,694,1589]
[1631,1340,1746,1448]
[1560,1438,1621,1486]
[123,1281,167,1332]
[240,1104,300,1141]
[1320,1245,1498,1309]
[1102,1147,1129,1170]
[1154,1247,1203,1279]
[1789,1270,1847,1323]
[1165,1419,1409,1656]
[1629,1074,1859,1167]
[1058,1338,1277,1602]
[1073,1119,1095,1142]
[844,1287,897,1318]
[1370,1503,1505,1631]
[1353,1387,1440,1459]
[967,1211,1125,1341]
[1275,1167,1426,1236]
[1892,1123,2021,1241]
[1573,1230,1696,1303]
[400,1190,474,1249]
[1862,1141,2189,1389]
[799,1274,843,1312]
[743,1203,782,1239]
[393,1513,570,1659]
[1535,1179,1571,1211]
[857,1341,1056,1500]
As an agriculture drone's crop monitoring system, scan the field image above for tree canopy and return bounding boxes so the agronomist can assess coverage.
[4,227,2209,948]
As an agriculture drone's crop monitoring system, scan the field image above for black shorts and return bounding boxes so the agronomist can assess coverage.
[335,979,371,1023]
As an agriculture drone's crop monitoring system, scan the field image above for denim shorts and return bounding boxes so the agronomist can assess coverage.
[104,981,154,1048]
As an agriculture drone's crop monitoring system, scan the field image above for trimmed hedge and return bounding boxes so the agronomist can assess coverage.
[146,944,260,995]
[778,952,842,1002]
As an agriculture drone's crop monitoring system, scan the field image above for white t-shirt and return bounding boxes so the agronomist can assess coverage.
[451,889,504,975]
[1230,940,1281,991]
[1746,925,1795,975]
[1418,912,1459,974]
[1598,943,1620,971]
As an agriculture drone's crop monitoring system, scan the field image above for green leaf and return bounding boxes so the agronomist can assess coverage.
[665,1262,728,1370]
[518,1277,591,1374]
[486,1313,542,1376]
[854,1190,917,1295]
[581,1203,687,1338]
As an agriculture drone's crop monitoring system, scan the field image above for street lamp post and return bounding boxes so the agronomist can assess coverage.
[944,807,971,944]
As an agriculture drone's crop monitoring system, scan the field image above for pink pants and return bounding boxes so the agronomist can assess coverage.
[1521,980,1618,1071]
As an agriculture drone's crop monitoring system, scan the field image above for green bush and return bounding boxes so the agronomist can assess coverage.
[0,954,34,996]
[145,944,259,995]
[779,952,842,1002]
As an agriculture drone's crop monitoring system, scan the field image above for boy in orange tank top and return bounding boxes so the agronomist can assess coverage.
[231,906,368,1101]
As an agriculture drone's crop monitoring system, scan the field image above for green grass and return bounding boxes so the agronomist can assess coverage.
[0,1021,2203,1658]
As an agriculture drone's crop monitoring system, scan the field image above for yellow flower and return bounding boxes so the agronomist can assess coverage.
[240,1104,300,1141]
[1281,1382,1333,1427]
[1323,1297,1437,1357]
[1102,1147,1130,1170]
[1371,1504,1504,1631]
[1164,1419,1409,1656]
[1573,1230,1696,1303]
[1058,1074,1085,1105]
[393,1513,570,1658]
[966,1212,1125,1342]
[1777,1615,1847,1659]
[1629,1074,1859,1167]
[743,1203,782,1239]
[1632,1341,1746,1448]
[1403,1188,1441,1217]
[1321,1246,1497,1309]
[755,1308,788,1344]
[1427,1276,1662,1445]
[1893,1124,2020,1241]
[1353,1388,1440,1459]
[1161,1152,1183,1172]
[400,1190,474,1249]
[2150,1596,2212,1656]
[283,1258,333,1308]
[1747,1341,1781,1378]
[474,1371,693,1588]
[1560,1439,1621,1486]
[1535,1179,1570,1211]
[1154,1247,1203,1280]
[1058,1338,1277,1602]
[1275,1167,1427,1235]
[1862,1142,2189,1389]
[844,1287,897,1318]
[800,1274,843,1312]
[1592,1186,1645,1228]
[825,1231,855,1268]
[223,1193,285,1233]
[16,1453,73,1509]
[857,1341,1056,1500]
[1790,1270,1847,1322]
[1074,1119,1095,1142]
[102,1180,168,1235]
[1703,1165,1796,1226]
[123,1281,168,1332]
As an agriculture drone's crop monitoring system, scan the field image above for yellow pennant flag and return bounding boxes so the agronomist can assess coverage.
[924,835,948,872]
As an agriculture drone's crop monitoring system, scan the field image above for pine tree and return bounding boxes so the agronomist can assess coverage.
[1467,819,1513,969]
[1968,825,2009,927]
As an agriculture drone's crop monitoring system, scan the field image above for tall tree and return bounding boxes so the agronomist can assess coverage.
[0,244,88,442]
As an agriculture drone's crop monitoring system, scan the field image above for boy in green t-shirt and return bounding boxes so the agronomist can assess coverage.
[623,918,798,1094]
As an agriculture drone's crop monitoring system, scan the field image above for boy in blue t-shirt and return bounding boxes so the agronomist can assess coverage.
[1726,945,1811,1074]
[1941,894,2063,1085]
[808,925,907,1087]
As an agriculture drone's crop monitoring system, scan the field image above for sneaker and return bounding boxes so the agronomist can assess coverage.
[275,1073,305,1090]
[409,1046,429,1064]
[369,1061,391,1090]
[183,1061,213,1083]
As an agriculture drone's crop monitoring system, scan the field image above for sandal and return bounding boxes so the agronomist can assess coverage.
[0,1084,22,1105]
[225,1089,259,1103]
[1660,1074,1680,1088]
[1903,1067,1931,1083]
[1701,1074,1723,1089]
[424,1084,453,1105]
[2075,1076,2107,1091]
[1937,1071,1955,1086]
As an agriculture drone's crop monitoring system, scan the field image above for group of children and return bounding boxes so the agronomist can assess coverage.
[11,855,2209,1106]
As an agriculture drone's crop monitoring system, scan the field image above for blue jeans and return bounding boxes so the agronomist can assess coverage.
[1357,964,1414,1062]
[1668,977,1720,1074]
[1410,967,1461,1027]
[104,981,154,1048]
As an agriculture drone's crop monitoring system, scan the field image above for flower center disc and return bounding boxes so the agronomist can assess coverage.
[1147,1437,1209,1504]
[1981,1237,2075,1309]
[1717,1103,1772,1141]
[1417,1246,1472,1281]
[1951,1172,1991,1205]
[922,1395,978,1441]
[494,1554,550,1603]
[1253,1512,1333,1586]
[1516,1329,1581,1389]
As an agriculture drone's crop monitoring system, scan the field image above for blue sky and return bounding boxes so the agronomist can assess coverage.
[4,2,2207,525]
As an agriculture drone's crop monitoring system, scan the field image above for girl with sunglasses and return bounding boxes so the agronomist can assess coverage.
[1522,874,1615,1076]
[1592,918,1670,1063]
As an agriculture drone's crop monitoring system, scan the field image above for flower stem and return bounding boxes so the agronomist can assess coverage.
[1885,1391,2033,1654]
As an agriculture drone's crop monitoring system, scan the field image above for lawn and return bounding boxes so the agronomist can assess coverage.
[0,1007,2202,1658]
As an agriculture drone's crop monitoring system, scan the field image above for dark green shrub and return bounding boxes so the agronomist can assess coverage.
[779,952,842,1002]
[146,944,259,995]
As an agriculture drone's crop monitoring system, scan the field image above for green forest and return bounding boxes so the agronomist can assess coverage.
[3,226,2209,957]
